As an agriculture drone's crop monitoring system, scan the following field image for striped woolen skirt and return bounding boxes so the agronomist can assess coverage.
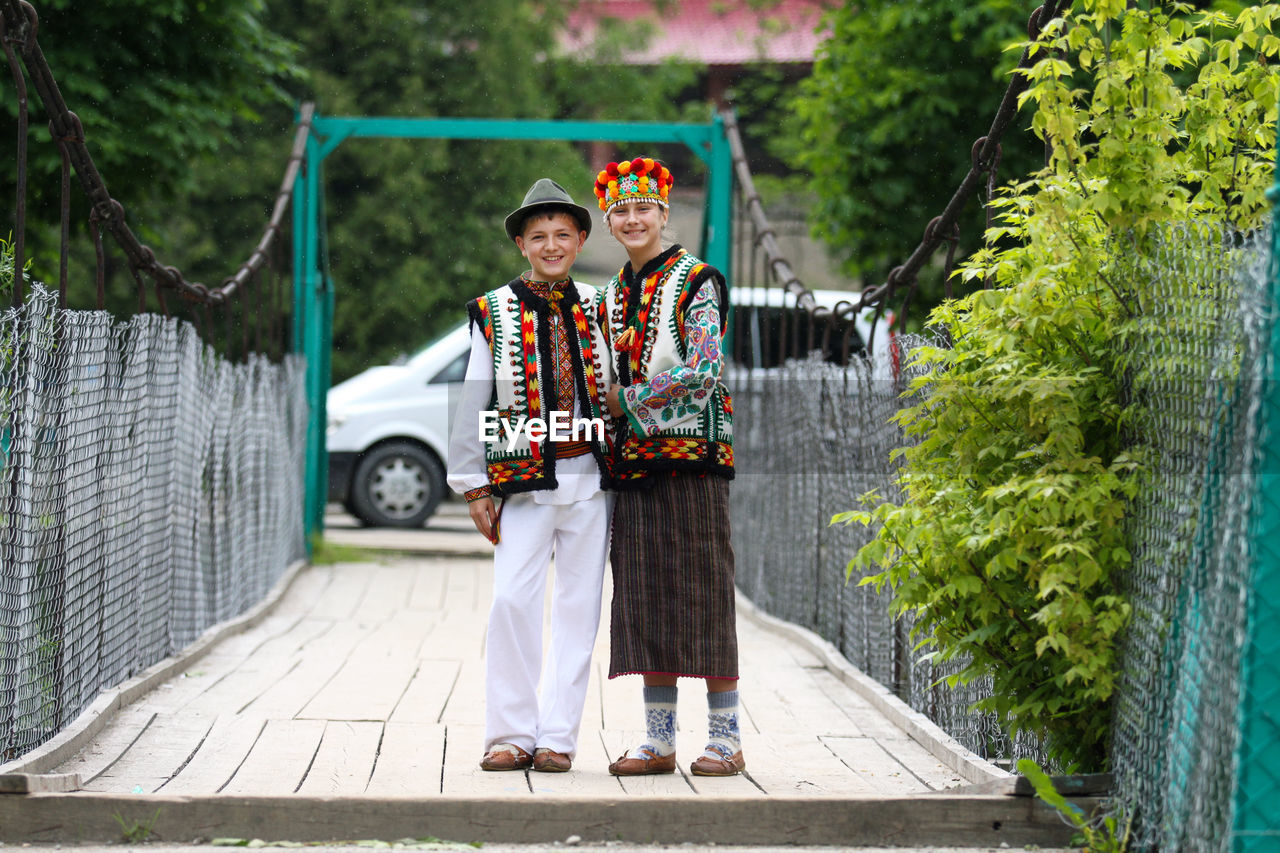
[608,473,739,680]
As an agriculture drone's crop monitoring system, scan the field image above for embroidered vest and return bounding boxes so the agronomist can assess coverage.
[601,247,734,484]
[467,278,614,497]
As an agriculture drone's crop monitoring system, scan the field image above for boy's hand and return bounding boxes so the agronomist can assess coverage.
[468,497,499,544]
[606,384,624,418]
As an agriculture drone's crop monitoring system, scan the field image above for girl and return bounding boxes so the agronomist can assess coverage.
[592,157,744,777]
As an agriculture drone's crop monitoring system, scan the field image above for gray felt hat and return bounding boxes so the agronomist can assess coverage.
[504,178,593,241]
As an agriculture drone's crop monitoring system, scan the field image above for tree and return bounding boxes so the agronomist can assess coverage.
[162,0,704,380]
[785,0,1043,292]
[0,0,301,276]
[3,0,706,375]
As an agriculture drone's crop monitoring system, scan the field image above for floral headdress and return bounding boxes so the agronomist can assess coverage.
[594,156,674,217]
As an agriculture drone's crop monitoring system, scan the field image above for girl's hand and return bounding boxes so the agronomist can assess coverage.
[606,384,624,418]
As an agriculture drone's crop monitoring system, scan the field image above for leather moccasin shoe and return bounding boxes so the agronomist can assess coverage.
[480,743,533,771]
[532,748,572,773]
[608,746,676,776]
[689,748,746,776]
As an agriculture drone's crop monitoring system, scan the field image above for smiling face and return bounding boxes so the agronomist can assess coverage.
[515,210,587,282]
[606,200,668,267]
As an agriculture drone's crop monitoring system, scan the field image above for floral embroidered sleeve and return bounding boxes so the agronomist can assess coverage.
[620,279,723,437]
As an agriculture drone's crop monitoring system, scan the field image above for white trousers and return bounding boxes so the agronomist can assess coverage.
[484,491,610,757]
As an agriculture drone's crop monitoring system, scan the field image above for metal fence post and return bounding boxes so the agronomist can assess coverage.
[293,126,327,547]
[291,125,307,357]
[303,131,330,543]
[1231,105,1280,853]
[703,111,733,284]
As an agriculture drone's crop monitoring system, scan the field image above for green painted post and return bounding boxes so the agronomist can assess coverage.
[291,133,307,356]
[1231,106,1280,852]
[309,116,718,154]
[314,176,335,539]
[300,130,326,547]
[702,112,733,282]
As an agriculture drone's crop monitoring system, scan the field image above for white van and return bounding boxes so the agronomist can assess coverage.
[326,286,893,527]
[326,322,469,527]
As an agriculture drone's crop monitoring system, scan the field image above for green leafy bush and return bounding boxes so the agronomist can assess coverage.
[0,234,28,301]
[836,0,1278,769]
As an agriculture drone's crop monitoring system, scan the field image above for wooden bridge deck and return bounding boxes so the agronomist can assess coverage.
[52,558,967,798]
[0,505,1079,848]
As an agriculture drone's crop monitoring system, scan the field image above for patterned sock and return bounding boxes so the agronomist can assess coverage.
[630,684,678,758]
[704,689,741,759]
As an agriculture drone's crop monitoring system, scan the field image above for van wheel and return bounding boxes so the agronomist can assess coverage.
[349,442,445,528]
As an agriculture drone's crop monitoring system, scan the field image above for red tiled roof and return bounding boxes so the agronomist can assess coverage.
[561,0,831,66]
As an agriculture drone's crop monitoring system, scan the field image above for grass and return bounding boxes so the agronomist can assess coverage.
[113,808,162,843]
[307,536,382,565]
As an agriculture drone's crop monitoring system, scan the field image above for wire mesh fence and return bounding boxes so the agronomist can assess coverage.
[730,222,1274,847]
[0,284,307,762]
[1107,225,1274,851]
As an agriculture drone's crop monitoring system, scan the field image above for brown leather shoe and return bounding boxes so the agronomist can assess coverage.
[479,743,533,771]
[532,748,572,773]
[690,747,746,776]
[608,746,676,776]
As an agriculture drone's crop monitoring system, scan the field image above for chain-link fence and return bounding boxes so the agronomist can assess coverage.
[0,285,307,762]
[1103,224,1272,851]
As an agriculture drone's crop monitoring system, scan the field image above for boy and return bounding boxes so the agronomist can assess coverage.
[446,178,614,773]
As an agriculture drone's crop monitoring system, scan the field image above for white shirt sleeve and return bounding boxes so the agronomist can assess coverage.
[445,328,495,496]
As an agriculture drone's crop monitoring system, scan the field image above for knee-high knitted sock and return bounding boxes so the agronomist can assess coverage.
[630,684,678,758]
[704,689,741,759]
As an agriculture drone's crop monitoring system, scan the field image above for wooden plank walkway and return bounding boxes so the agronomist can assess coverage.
[45,550,971,798]
[0,504,1091,848]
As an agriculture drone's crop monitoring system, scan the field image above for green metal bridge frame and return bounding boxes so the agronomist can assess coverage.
[291,111,734,539]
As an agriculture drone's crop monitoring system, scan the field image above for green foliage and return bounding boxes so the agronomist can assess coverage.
[785,0,1044,288]
[544,13,703,124]
[1018,758,1132,851]
[158,0,705,381]
[112,808,161,844]
[0,234,9,299]
[0,232,31,300]
[834,285,1142,765]
[152,0,579,377]
[1,0,703,375]
[837,0,1278,769]
[0,0,301,274]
